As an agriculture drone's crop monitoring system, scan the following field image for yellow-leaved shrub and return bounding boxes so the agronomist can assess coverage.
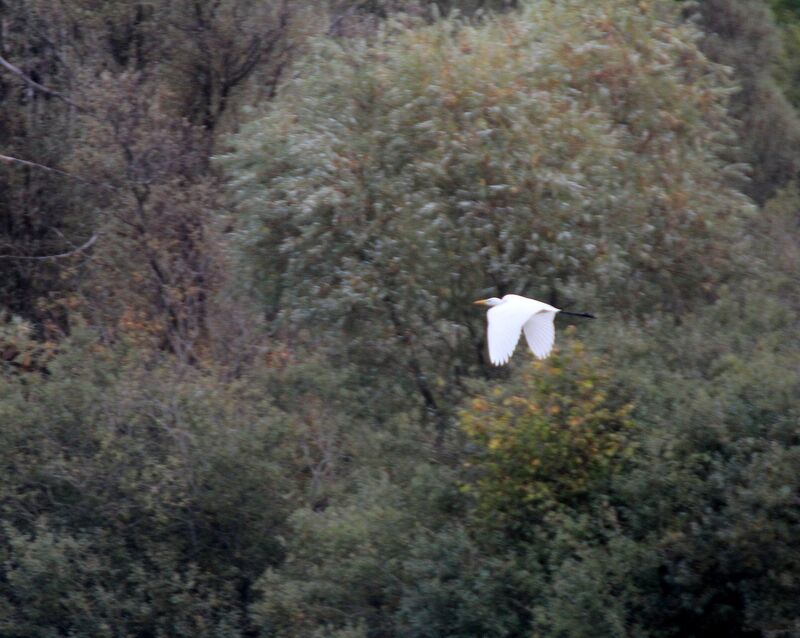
[462,332,635,533]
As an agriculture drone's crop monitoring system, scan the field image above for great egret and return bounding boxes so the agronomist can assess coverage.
[474,294,594,365]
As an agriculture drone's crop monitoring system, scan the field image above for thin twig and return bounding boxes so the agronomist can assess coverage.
[0,53,84,111]
[0,234,97,261]
[0,154,117,191]
[1,153,87,182]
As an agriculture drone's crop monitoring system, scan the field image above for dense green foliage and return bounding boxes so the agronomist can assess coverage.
[221,0,751,423]
[691,0,800,204]
[2,0,800,636]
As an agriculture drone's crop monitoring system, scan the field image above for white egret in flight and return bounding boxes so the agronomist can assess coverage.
[474,294,594,365]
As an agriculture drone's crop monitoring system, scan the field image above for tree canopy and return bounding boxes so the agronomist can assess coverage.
[221,0,752,424]
[1,0,800,636]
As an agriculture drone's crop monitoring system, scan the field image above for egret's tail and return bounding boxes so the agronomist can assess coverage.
[559,311,595,319]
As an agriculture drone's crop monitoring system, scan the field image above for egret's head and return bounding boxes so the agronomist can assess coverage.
[474,297,503,307]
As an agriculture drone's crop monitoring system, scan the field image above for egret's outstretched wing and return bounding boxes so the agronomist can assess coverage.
[486,301,537,365]
[523,311,556,360]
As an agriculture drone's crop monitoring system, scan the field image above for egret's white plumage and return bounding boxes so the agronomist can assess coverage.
[474,294,593,366]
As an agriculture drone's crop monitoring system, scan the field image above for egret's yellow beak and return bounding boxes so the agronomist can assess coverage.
[474,299,490,306]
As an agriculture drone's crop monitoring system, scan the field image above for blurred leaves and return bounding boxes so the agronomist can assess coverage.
[462,337,636,534]
[1,0,800,636]
[222,0,752,428]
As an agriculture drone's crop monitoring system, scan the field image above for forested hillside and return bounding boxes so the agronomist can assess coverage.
[1,1,799,636]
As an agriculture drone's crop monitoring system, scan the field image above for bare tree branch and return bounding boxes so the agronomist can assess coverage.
[0,234,97,261]
[0,53,84,111]
[0,154,117,190]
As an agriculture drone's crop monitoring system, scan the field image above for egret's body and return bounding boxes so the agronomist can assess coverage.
[474,294,594,365]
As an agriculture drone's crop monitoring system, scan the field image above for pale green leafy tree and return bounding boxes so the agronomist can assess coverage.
[221,0,751,428]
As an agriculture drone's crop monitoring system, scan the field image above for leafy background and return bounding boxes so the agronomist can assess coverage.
[1,0,799,636]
